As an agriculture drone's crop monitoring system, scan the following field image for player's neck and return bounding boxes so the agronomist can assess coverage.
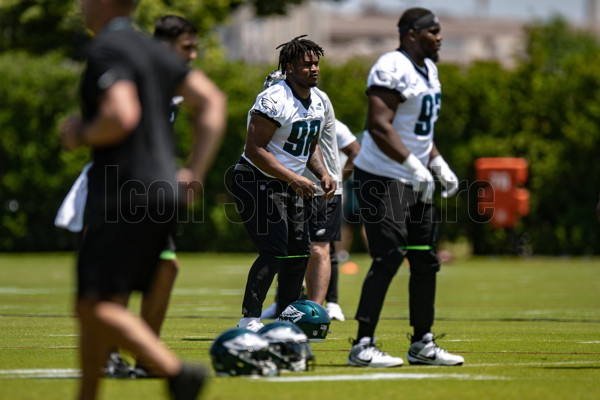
[285,79,311,99]
[399,47,425,67]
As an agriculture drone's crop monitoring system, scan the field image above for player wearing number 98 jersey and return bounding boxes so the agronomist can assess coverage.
[231,36,335,333]
[242,79,329,177]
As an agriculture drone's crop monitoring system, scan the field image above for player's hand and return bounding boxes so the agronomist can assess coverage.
[320,175,336,199]
[289,176,317,199]
[60,115,85,151]
[429,155,459,198]
[403,153,434,202]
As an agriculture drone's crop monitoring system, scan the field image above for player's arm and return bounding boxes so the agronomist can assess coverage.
[60,81,140,150]
[176,69,227,184]
[245,114,316,198]
[366,87,411,163]
[340,140,361,181]
[307,138,335,199]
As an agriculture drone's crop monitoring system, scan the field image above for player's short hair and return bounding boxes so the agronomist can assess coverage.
[154,15,198,42]
[276,35,324,73]
[397,7,438,37]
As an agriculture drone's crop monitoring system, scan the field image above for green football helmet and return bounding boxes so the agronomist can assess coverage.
[258,321,314,372]
[277,300,331,342]
[210,328,277,376]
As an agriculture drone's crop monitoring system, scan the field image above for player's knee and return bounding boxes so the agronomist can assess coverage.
[372,248,404,277]
[160,258,180,275]
[310,242,329,258]
[407,251,440,275]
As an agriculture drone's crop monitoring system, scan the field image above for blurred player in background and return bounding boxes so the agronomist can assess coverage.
[324,119,360,321]
[347,7,464,368]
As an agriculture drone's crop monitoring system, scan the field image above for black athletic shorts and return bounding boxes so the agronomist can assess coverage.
[305,194,342,242]
[77,216,174,299]
[353,167,439,259]
[230,158,310,257]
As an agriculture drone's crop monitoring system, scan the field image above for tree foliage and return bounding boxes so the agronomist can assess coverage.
[1,16,599,255]
[0,0,316,58]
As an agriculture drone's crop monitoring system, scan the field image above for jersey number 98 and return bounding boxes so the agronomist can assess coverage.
[283,120,322,157]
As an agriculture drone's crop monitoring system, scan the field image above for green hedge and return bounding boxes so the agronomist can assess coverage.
[1,18,599,254]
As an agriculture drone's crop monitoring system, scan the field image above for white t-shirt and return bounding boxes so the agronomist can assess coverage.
[242,81,329,177]
[354,50,441,181]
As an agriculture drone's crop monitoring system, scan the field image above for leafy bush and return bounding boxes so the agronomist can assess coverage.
[1,18,600,255]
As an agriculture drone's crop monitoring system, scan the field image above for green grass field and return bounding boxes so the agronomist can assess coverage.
[1,253,599,399]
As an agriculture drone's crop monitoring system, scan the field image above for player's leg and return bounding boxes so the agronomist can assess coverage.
[141,248,178,335]
[78,297,181,376]
[77,301,111,399]
[326,241,339,304]
[325,241,345,321]
[231,164,287,330]
[404,201,464,366]
[305,195,342,304]
[277,187,311,315]
[347,168,406,367]
[135,238,179,377]
[305,240,330,303]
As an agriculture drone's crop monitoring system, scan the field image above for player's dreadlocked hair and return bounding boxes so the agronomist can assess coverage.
[276,35,324,73]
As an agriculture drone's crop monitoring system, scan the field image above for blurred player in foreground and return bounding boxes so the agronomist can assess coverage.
[60,0,226,398]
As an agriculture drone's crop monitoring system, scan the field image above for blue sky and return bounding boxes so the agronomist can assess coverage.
[331,0,589,24]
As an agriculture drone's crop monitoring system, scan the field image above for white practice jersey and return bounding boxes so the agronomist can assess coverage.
[242,81,329,177]
[354,50,441,182]
[302,97,351,196]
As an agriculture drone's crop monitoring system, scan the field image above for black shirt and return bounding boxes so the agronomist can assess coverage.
[80,18,189,223]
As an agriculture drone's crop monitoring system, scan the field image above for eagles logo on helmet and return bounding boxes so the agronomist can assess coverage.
[209,328,278,376]
[277,300,331,343]
[258,321,314,372]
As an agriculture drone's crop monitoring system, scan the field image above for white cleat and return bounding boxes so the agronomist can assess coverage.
[347,337,404,368]
[237,317,264,332]
[326,302,345,321]
[407,333,464,366]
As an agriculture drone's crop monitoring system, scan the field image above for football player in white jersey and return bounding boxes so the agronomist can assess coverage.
[231,36,335,332]
[347,8,464,368]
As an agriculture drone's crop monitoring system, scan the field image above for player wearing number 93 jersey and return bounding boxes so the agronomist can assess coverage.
[353,47,441,183]
[348,8,463,369]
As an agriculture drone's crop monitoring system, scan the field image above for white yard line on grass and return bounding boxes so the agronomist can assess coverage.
[260,372,507,382]
[2,360,598,380]
[0,369,80,379]
[461,360,600,368]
